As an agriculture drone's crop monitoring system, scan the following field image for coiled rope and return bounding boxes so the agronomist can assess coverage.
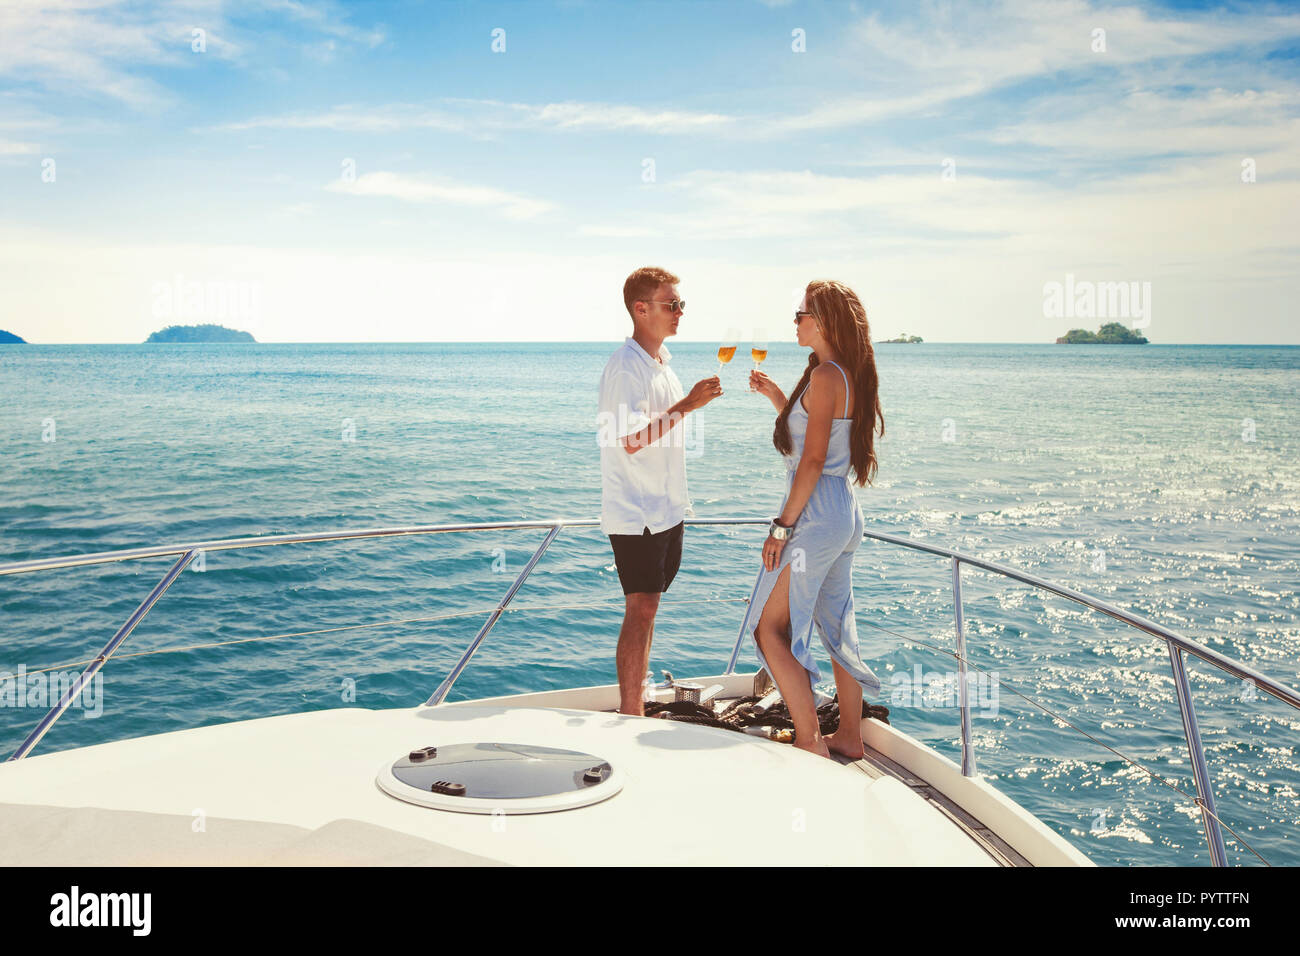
[644,695,891,735]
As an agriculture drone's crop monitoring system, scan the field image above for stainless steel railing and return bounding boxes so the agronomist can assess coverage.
[2,517,1298,867]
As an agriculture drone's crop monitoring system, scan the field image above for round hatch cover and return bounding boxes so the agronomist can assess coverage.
[376,742,622,814]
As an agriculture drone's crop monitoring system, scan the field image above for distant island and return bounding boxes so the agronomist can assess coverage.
[0,329,26,344]
[1056,322,1148,344]
[880,334,923,343]
[145,324,256,344]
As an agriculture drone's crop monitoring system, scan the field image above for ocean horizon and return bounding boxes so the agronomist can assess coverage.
[8,340,1299,346]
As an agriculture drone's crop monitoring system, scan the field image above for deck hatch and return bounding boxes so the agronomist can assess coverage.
[377,742,622,813]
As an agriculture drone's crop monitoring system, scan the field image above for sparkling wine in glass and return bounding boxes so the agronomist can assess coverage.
[717,327,740,376]
[750,329,769,390]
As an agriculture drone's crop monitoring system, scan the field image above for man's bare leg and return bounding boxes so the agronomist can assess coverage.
[617,591,660,715]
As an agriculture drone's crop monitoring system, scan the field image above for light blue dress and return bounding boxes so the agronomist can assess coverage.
[747,361,882,696]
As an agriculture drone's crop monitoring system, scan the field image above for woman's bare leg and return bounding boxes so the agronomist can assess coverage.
[815,553,867,759]
[825,657,865,759]
[753,565,829,758]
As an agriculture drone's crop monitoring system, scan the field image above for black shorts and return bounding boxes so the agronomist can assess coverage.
[608,522,684,595]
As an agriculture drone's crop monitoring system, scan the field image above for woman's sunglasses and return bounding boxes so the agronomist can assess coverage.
[795,311,815,324]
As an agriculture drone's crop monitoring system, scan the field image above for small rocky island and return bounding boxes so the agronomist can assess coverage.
[145,324,256,344]
[1056,322,1148,344]
[881,333,923,343]
[0,329,27,344]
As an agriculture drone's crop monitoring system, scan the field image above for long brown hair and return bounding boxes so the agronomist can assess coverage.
[773,280,884,486]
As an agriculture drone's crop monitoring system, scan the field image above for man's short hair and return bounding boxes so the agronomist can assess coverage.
[623,266,680,318]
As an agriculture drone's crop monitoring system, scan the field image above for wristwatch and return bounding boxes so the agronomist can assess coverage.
[768,518,793,540]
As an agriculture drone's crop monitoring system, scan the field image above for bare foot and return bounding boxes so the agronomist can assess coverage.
[825,730,865,760]
[794,736,832,759]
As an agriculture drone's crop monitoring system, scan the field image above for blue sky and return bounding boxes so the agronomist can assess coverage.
[2,0,1298,343]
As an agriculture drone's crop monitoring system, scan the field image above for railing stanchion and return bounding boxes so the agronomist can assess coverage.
[952,558,976,777]
[1166,640,1228,866]
[8,549,198,761]
[725,564,767,675]
[426,525,563,706]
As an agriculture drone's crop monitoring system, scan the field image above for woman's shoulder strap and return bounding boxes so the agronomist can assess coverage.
[825,361,850,417]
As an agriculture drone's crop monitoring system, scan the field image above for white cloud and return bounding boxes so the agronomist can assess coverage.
[576,225,663,238]
[575,160,1300,339]
[212,105,465,133]
[528,101,734,131]
[762,82,987,133]
[761,0,1300,139]
[0,0,236,109]
[215,98,737,135]
[208,0,1300,147]
[258,0,385,47]
[0,0,383,108]
[984,87,1300,160]
[325,170,555,220]
[850,0,1300,88]
[0,139,41,156]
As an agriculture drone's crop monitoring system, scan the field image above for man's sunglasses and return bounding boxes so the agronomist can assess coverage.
[643,299,686,313]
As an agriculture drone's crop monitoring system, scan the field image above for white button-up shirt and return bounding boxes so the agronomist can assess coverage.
[597,337,691,535]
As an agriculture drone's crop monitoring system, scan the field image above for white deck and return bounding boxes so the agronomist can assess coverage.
[0,702,999,866]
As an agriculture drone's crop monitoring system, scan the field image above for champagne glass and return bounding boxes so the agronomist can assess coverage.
[716,327,739,376]
[750,328,768,391]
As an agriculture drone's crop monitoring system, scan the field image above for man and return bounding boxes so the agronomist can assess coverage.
[597,266,722,716]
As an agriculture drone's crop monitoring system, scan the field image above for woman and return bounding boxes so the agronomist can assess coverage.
[747,279,884,760]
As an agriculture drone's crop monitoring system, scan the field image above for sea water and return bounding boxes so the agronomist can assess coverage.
[1,341,1297,866]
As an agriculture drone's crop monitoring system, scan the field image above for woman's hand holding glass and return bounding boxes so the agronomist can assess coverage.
[749,369,785,411]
